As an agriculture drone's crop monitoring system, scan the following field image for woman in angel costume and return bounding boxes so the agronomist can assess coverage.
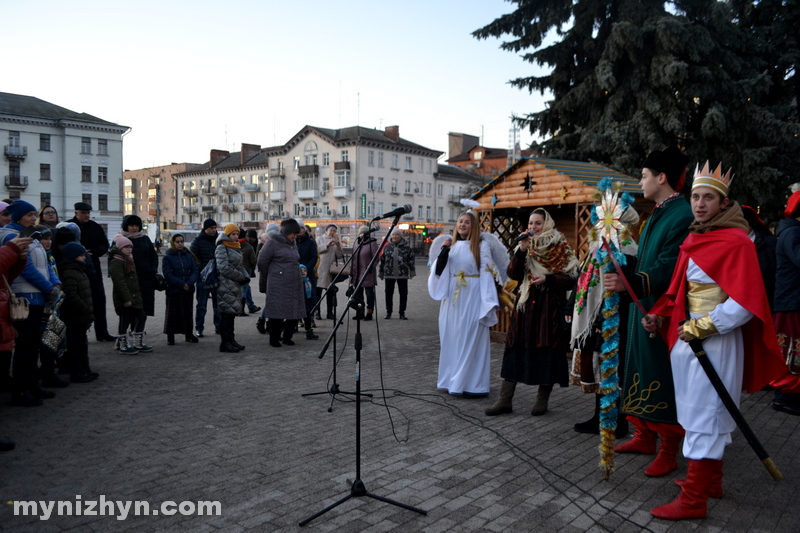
[428,205,509,396]
[485,208,580,416]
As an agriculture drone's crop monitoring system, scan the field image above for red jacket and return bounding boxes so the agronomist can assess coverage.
[0,241,28,350]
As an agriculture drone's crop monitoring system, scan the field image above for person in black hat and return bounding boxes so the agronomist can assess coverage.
[70,202,116,341]
[190,219,221,336]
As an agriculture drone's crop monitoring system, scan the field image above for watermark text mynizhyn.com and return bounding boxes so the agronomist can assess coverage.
[12,496,221,521]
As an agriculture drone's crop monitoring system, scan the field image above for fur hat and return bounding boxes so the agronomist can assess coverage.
[642,146,690,191]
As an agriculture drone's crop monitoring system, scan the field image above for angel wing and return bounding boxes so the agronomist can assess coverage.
[460,198,480,209]
[480,232,510,284]
[428,233,453,267]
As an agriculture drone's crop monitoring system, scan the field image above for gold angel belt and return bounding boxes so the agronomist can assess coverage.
[452,271,479,305]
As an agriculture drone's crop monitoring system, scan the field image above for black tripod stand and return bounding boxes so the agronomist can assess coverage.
[299,216,427,527]
[303,240,371,411]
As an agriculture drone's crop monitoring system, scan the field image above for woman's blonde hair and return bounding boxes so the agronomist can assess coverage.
[455,211,481,267]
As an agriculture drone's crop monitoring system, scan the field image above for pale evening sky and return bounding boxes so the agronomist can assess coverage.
[4,0,550,170]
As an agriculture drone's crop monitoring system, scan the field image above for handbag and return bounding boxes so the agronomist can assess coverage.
[42,313,67,355]
[200,259,219,289]
[154,273,168,292]
[330,256,351,280]
[3,275,29,322]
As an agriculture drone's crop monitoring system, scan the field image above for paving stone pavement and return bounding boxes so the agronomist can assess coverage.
[1,259,799,532]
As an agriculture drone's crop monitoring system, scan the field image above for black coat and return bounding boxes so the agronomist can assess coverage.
[190,231,218,268]
[775,217,800,313]
[70,217,109,281]
[296,233,318,276]
[58,259,94,326]
[129,234,159,316]
[752,227,777,312]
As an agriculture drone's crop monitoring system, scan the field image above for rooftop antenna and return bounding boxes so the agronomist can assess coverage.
[508,116,521,167]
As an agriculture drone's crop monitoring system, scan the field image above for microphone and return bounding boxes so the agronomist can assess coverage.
[513,231,534,243]
[372,204,411,220]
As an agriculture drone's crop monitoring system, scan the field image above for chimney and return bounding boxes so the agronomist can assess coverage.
[384,125,399,142]
[210,149,230,167]
[240,143,261,165]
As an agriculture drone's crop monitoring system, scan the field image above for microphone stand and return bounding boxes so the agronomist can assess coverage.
[303,236,372,410]
[299,215,427,527]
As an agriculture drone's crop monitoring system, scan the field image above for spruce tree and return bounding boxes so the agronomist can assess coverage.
[474,0,800,220]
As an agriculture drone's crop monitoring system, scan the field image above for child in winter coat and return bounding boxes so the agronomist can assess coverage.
[58,242,97,382]
[108,236,147,355]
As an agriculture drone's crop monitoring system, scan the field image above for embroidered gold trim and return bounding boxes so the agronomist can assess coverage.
[687,282,727,314]
[622,373,669,415]
[452,270,479,305]
[683,315,719,341]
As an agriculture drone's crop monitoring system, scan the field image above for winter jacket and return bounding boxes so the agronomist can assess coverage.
[108,246,143,315]
[316,233,344,288]
[190,231,218,268]
[775,217,800,312]
[69,217,109,282]
[751,226,777,311]
[258,232,305,320]
[240,240,257,277]
[161,248,199,296]
[128,234,159,316]
[0,223,60,306]
[350,237,379,288]
[379,238,415,279]
[58,259,94,326]
[0,241,28,351]
[296,233,318,278]
[214,234,249,315]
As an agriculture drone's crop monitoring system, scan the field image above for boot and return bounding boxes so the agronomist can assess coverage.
[485,380,516,416]
[230,319,245,351]
[219,316,239,353]
[238,298,249,317]
[574,394,601,434]
[676,459,723,498]
[167,333,175,345]
[133,332,154,353]
[531,385,553,416]
[306,329,319,340]
[651,458,716,520]
[268,319,282,347]
[256,318,267,334]
[644,423,684,477]
[282,323,296,346]
[185,333,199,343]
[118,334,139,355]
[614,416,657,454]
[364,309,373,321]
[616,410,629,439]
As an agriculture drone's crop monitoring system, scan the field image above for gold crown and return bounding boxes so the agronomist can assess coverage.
[692,161,733,196]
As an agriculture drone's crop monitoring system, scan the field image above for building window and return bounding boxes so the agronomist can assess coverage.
[438,184,443,197]
[419,158,424,172]
[334,172,349,188]
[368,176,374,190]
[367,202,374,216]
[426,206,431,220]
[378,177,384,191]
[81,166,92,182]
[378,202,384,216]
[40,192,51,206]
[293,156,300,170]
[428,160,433,173]
[418,205,423,218]
[427,183,432,195]
[405,180,412,193]
[82,194,92,206]
[341,202,349,215]
[406,156,412,171]
[277,158,284,170]
[391,154,399,169]
[8,191,20,201]
[39,134,51,151]
[378,152,384,168]
[8,131,20,147]
[294,204,302,216]
[81,137,92,154]
[368,151,374,166]
[474,151,483,160]
[40,164,51,181]
[98,139,108,156]
[438,206,443,220]
[450,207,456,221]
[391,179,398,193]
[341,150,349,162]
[322,153,330,166]
[98,167,108,183]
[98,194,108,211]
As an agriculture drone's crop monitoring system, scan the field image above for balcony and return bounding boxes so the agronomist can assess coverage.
[221,203,238,213]
[298,189,319,201]
[298,164,319,176]
[269,191,286,203]
[5,176,28,189]
[334,161,350,171]
[403,214,414,221]
[222,185,239,194]
[201,205,217,212]
[244,202,262,211]
[149,209,158,217]
[241,221,260,229]
[448,195,463,205]
[333,186,352,199]
[403,191,414,197]
[201,186,217,195]
[183,189,199,197]
[4,146,27,159]
[269,168,285,178]
[184,205,198,214]
[244,183,260,192]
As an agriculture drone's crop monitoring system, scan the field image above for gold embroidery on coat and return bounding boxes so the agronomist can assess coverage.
[622,373,669,414]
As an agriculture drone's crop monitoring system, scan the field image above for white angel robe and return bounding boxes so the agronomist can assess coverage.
[428,240,500,395]
[670,259,752,460]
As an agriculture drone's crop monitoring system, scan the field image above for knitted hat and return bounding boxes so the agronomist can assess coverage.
[7,200,37,223]
[203,218,218,230]
[223,223,239,236]
[62,242,87,261]
[56,222,81,242]
[246,229,258,239]
[295,218,304,227]
[0,201,9,213]
[55,226,77,246]
[358,225,370,235]
[266,222,280,238]
[116,236,133,249]
[325,224,338,231]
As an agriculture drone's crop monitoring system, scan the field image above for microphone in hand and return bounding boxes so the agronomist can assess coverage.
[513,231,534,244]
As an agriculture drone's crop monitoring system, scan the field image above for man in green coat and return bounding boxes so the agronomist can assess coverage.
[604,146,694,478]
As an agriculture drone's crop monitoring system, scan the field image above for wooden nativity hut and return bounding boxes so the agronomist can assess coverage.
[471,157,650,342]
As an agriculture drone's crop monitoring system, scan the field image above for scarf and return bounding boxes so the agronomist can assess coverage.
[112,248,136,274]
[517,209,580,310]
[120,229,146,239]
[687,201,749,234]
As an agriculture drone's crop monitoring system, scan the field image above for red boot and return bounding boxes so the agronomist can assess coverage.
[675,459,723,498]
[644,423,685,477]
[651,458,717,520]
[614,416,657,454]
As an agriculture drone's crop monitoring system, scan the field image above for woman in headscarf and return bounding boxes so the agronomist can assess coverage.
[116,215,158,352]
[161,233,199,345]
[215,224,250,353]
[485,208,579,416]
[428,211,505,397]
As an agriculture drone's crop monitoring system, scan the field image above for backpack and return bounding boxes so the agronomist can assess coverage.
[200,258,219,289]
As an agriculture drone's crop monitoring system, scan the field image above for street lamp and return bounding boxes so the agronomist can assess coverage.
[149,168,165,246]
